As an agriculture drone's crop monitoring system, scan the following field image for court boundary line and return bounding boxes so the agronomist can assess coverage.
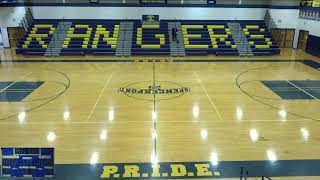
[86,72,114,122]
[287,80,319,100]
[0,59,315,63]
[193,71,222,121]
[0,119,307,125]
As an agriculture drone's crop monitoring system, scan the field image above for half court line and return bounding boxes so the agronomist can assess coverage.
[86,72,114,122]
[151,60,158,163]
[193,71,223,121]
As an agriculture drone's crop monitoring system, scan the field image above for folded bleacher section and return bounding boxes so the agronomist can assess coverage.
[131,22,170,56]
[61,21,120,56]
[16,20,281,57]
[181,21,238,56]
[241,22,280,56]
[16,23,57,55]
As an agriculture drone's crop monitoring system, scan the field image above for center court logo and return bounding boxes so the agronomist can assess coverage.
[118,81,191,101]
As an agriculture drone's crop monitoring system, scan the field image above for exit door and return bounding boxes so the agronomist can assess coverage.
[298,30,309,51]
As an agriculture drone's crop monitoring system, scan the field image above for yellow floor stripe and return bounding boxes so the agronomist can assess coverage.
[193,71,223,121]
[86,72,113,122]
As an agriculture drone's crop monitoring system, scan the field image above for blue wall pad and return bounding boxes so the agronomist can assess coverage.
[306,35,320,58]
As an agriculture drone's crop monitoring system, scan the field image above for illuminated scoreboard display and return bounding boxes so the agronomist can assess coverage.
[1,148,54,178]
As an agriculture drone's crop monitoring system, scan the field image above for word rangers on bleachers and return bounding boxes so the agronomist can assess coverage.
[132,22,170,56]
[16,24,57,55]
[241,22,280,56]
[181,21,237,56]
[16,20,280,56]
[61,22,119,56]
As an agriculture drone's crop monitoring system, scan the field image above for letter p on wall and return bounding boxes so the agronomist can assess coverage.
[101,165,119,178]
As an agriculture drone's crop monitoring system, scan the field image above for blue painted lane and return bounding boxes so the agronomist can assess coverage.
[2,160,317,179]
[261,80,314,100]
[0,82,44,102]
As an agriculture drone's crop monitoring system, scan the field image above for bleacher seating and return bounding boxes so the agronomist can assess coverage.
[241,22,280,56]
[131,22,170,56]
[180,21,238,56]
[61,22,120,56]
[16,23,57,55]
[16,20,280,57]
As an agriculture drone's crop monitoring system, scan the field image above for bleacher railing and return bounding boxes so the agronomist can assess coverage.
[15,8,32,48]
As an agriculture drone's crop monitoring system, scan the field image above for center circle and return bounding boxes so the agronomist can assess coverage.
[119,81,191,101]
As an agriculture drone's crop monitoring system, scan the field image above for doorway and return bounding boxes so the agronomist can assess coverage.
[298,30,309,51]
[271,29,295,48]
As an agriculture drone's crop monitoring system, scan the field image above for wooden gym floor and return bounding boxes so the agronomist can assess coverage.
[0,48,320,179]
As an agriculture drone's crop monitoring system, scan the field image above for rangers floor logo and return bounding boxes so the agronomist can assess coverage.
[118,81,191,101]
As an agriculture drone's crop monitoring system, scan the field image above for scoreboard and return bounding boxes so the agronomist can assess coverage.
[1,148,54,178]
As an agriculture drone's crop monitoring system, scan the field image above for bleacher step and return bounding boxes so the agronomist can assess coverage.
[45,21,72,57]
[228,22,254,57]
[116,22,134,56]
[168,22,185,57]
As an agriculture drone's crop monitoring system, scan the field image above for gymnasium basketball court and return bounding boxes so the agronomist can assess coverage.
[0,0,320,179]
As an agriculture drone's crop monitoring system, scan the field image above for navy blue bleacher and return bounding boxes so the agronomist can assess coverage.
[16,20,280,57]
[16,23,58,55]
[177,20,238,56]
[241,21,280,56]
[60,21,120,56]
[131,22,170,56]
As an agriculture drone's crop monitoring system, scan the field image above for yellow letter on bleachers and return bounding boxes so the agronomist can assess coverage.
[137,25,165,48]
[182,25,208,49]
[65,25,92,48]
[94,25,119,48]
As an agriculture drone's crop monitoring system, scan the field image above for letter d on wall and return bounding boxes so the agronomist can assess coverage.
[170,164,187,177]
